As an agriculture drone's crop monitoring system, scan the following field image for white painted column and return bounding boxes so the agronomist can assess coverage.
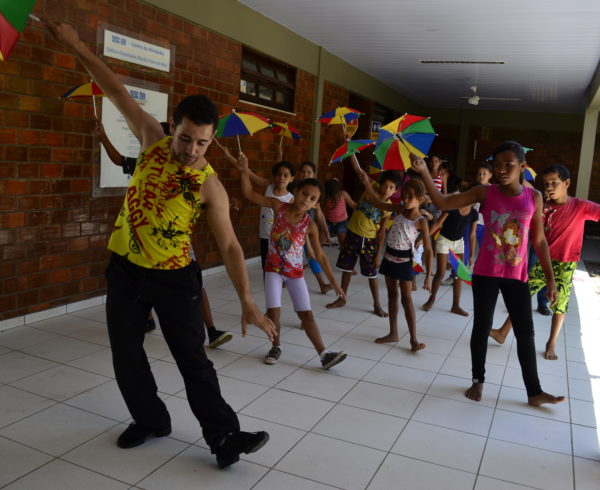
[575,109,598,199]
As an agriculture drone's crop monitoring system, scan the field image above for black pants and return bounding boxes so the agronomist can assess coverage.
[105,253,239,449]
[471,275,542,397]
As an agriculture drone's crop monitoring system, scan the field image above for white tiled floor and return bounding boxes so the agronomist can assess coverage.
[1,247,599,489]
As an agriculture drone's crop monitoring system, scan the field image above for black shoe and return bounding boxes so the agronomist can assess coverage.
[214,431,270,469]
[321,351,347,370]
[145,318,156,333]
[537,305,552,316]
[117,421,171,448]
[207,328,233,348]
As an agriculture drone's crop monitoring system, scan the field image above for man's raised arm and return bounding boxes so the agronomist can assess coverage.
[44,20,163,149]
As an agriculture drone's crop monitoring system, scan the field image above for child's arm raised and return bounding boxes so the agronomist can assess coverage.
[411,154,486,210]
[307,220,345,300]
[417,219,433,292]
[352,155,402,213]
[239,154,283,211]
[216,138,271,188]
[530,191,557,305]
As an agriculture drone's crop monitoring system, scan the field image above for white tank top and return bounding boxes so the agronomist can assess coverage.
[259,183,294,239]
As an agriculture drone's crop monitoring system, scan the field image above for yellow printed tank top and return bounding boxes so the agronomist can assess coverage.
[108,136,216,269]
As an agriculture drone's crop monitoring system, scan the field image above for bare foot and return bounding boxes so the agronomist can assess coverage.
[422,297,434,311]
[374,306,389,318]
[375,334,399,344]
[465,383,483,402]
[326,297,346,309]
[410,339,426,352]
[528,391,566,406]
[489,328,507,345]
[320,284,333,294]
[451,306,469,317]
[544,343,558,360]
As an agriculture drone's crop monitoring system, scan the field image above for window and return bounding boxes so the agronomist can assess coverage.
[240,48,296,112]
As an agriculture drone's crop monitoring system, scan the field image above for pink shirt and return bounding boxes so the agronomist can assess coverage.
[324,197,348,223]
[474,185,535,282]
[265,204,310,278]
[543,197,600,262]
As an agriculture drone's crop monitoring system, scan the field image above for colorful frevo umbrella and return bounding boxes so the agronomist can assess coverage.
[216,109,270,152]
[329,139,374,164]
[270,122,301,139]
[448,250,472,285]
[374,114,436,171]
[523,165,537,182]
[59,81,105,117]
[0,0,37,61]
[368,160,383,179]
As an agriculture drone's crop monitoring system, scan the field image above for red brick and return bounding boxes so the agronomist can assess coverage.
[28,272,49,289]
[5,181,27,195]
[29,147,51,161]
[2,244,26,260]
[18,164,40,178]
[0,197,15,211]
[50,269,69,284]
[41,132,63,147]
[39,254,62,270]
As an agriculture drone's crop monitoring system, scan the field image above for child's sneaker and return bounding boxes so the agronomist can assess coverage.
[321,351,347,370]
[264,346,281,365]
[207,328,233,348]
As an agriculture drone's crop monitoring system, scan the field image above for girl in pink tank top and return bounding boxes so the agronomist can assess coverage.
[324,178,356,247]
[412,141,564,408]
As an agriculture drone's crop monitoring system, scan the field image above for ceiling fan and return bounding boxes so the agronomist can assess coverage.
[461,85,521,106]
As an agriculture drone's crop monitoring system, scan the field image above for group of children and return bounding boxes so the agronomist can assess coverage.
[97,113,598,405]
[221,137,599,407]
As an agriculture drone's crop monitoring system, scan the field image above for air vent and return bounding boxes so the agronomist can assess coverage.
[419,60,505,64]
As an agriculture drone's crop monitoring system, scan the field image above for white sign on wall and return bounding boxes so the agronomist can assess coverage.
[100,84,168,188]
[103,29,171,72]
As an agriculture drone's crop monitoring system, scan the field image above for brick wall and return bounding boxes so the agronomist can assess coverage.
[0,0,316,320]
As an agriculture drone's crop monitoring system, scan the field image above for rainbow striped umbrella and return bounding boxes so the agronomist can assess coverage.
[59,81,105,117]
[449,250,472,285]
[369,160,383,179]
[60,81,105,98]
[270,122,301,139]
[329,139,374,164]
[374,114,436,171]
[216,109,270,152]
[0,0,36,61]
[318,107,363,126]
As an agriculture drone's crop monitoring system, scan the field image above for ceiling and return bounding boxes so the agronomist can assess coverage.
[238,0,600,114]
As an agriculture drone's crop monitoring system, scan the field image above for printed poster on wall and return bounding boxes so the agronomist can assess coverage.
[100,84,168,188]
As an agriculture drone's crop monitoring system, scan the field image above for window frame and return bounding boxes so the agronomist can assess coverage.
[240,48,296,113]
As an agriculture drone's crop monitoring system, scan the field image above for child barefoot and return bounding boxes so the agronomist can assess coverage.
[411,141,565,407]
[239,154,347,370]
[326,165,400,317]
[422,181,478,317]
[490,164,600,359]
[356,160,433,351]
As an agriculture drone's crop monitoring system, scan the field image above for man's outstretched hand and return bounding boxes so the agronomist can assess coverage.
[241,303,276,341]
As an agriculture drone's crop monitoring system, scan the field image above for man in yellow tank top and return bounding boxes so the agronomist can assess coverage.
[46,20,275,469]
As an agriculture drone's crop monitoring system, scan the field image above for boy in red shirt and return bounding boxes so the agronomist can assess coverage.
[490,164,600,359]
